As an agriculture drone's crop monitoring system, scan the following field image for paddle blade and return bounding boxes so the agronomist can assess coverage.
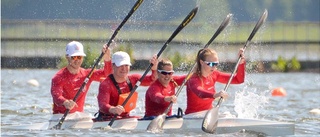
[202,107,219,133]
[146,114,166,132]
[49,124,60,130]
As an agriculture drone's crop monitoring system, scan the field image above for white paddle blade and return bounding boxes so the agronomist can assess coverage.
[146,114,166,132]
[202,107,219,133]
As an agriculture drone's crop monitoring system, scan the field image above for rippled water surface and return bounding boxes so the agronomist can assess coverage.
[1,69,320,136]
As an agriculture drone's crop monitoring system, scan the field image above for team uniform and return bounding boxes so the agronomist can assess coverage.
[185,63,245,115]
[51,61,112,114]
[96,71,157,119]
[144,75,186,117]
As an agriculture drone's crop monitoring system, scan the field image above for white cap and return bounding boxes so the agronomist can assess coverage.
[112,51,132,67]
[66,41,86,57]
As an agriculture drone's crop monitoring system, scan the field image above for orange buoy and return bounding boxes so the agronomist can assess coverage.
[271,87,287,96]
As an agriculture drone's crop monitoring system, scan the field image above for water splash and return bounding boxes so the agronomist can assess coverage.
[234,87,269,119]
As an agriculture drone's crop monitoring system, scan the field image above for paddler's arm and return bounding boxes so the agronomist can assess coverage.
[232,48,246,83]
[140,54,158,85]
[97,79,112,114]
[173,75,187,85]
[90,44,113,81]
[51,77,77,109]
[187,76,215,98]
[216,48,246,84]
[97,78,124,115]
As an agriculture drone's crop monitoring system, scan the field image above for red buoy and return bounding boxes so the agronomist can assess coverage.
[271,87,287,96]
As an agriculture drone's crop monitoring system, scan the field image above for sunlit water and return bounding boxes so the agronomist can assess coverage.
[1,69,320,136]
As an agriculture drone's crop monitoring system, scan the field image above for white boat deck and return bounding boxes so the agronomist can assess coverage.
[1,111,294,136]
[2,117,294,136]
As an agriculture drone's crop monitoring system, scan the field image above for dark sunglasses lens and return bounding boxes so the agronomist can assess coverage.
[71,56,82,60]
[160,71,173,75]
[207,62,218,67]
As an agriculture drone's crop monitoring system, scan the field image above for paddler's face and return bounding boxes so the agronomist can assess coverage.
[67,56,84,69]
[201,55,219,75]
[113,64,130,78]
[158,65,174,86]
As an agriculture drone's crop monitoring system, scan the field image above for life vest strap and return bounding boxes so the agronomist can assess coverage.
[108,74,133,94]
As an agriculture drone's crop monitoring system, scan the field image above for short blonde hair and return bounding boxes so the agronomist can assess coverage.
[157,59,173,70]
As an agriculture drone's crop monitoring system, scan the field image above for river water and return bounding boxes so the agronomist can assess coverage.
[1,69,320,136]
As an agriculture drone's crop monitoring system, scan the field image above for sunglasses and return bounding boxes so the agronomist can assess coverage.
[203,61,219,67]
[71,56,83,60]
[158,70,174,75]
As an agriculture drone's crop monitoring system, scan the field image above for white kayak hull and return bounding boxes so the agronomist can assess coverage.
[2,117,294,136]
[180,118,294,136]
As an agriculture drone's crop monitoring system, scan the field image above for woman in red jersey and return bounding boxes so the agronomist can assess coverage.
[143,59,186,119]
[95,51,158,121]
[185,48,245,115]
[51,41,112,114]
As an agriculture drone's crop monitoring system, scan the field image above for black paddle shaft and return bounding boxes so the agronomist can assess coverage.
[51,0,144,130]
[108,6,198,128]
[165,14,233,115]
[201,9,268,134]
[175,14,233,99]
[146,13,232,132]
[216,9,268,107]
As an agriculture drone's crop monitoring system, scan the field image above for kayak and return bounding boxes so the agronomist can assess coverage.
[2,112,294,136]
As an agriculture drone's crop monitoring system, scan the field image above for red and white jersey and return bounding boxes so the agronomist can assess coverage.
[51,61,112,114]
[185,63,245,115]
[144,75,186,117]
[97,70,157,117]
